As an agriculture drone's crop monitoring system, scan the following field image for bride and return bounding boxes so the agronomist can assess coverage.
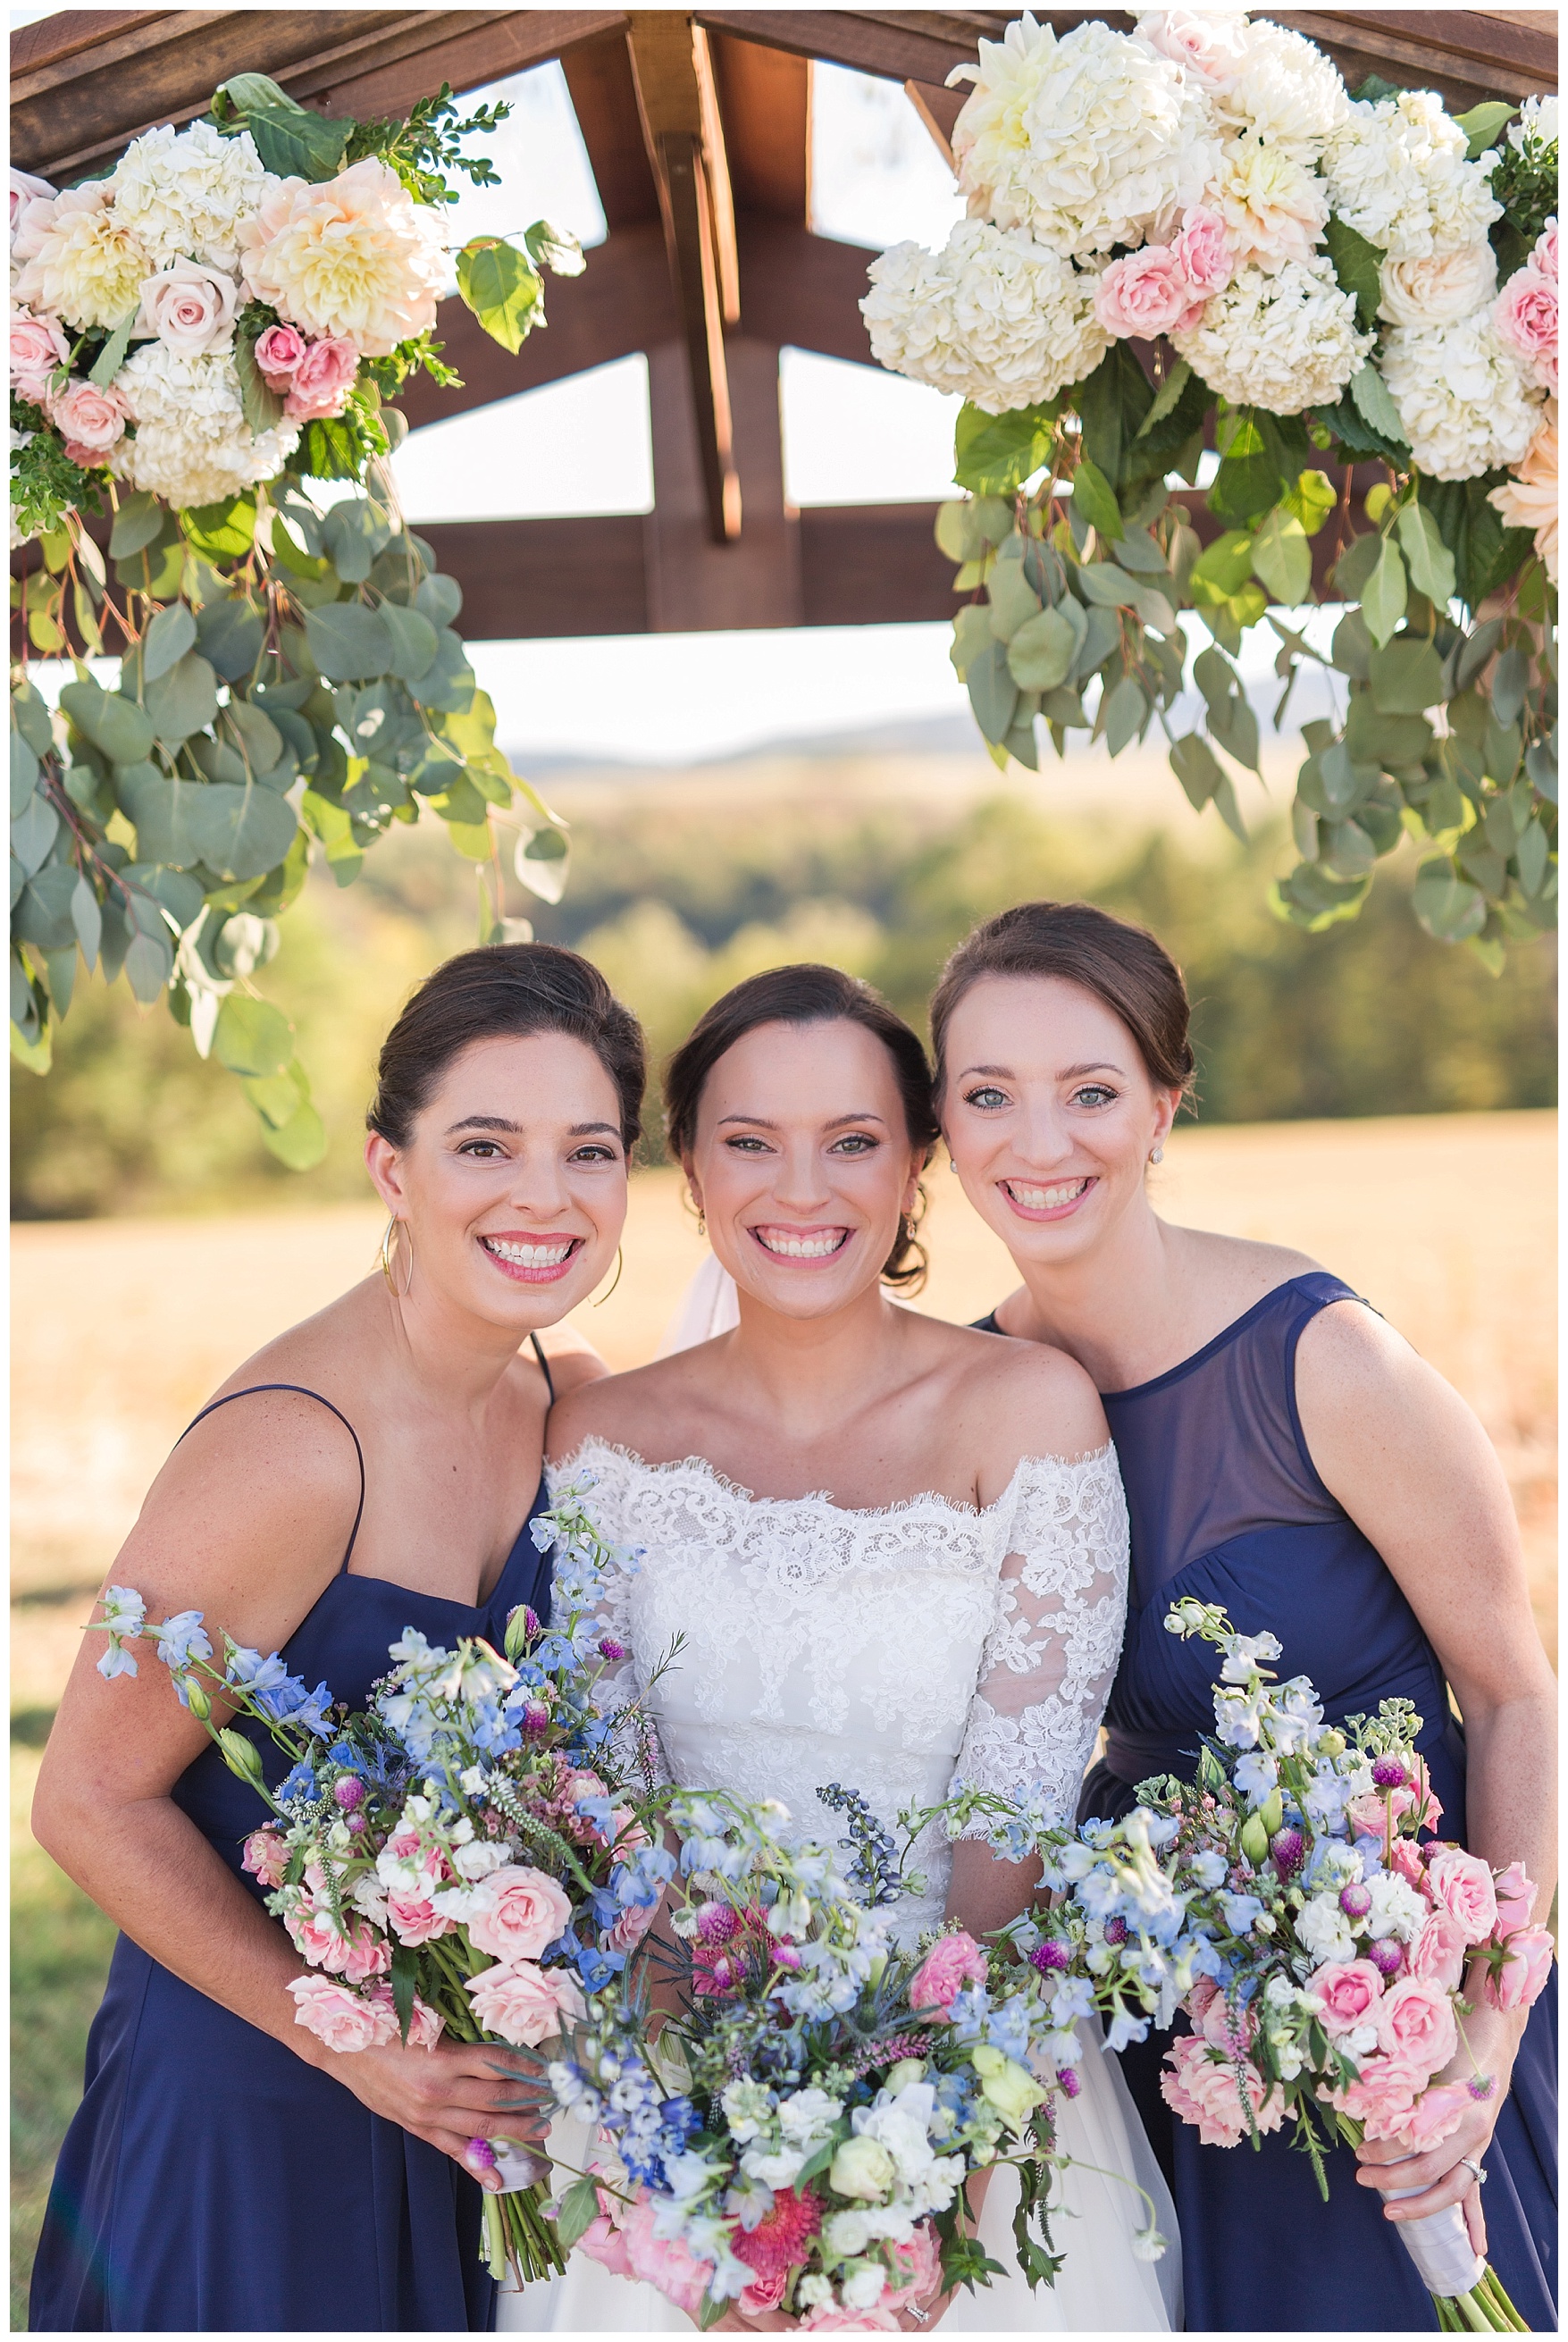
[503,962,1178,2334]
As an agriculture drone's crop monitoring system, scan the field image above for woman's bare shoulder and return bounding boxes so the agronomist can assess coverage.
[1173,1224,1323,1302]
[545,1347,709,1465]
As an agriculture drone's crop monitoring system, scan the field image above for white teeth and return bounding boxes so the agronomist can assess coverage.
[483,1238,574,1266]
[756,1230,846,1259]
[1008,1179,1091,1212]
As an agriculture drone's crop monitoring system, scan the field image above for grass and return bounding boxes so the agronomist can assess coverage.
[9,1112,1555,2314]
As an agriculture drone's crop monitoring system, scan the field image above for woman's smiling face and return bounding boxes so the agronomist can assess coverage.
[365,1030,629,1329]
[685,1018,923,1319]
[940,974,1180,1268]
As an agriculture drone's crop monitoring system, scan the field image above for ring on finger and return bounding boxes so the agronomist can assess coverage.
[1459,2157,1488,2187]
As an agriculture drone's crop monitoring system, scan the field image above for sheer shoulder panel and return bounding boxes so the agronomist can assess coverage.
[955,1448,1130,1831]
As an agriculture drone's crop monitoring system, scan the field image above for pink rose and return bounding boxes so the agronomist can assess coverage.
[10,168,55,239]
[466,1866,574,1965]
[1171,206,1235,302]
[284,334,359,420]
[1346,1768,1438,1843]
[1374,1976,1459,2083]
[577,2212,635,2283]
[364,1980,445,2049]
[1493,1860,1538,1939]
[1484,1924,1554,2013]
[1426,1849,1499,1946]
[1495,266,1558,393]
[1387,1834,1430,1888]
[1308,1960,1385,2036]
[738,2267,789,2317]
[9,308,68,403]
[47,375,127,460]
[287,1973,397,2053]
[1535,219,1558,285]
[888,2222,943,2305]
[254,321,307,384]
[241,1825,292,1891]
[1135,10,1250,93]
[1389,2080,1472,2154]
[465,1958,585,2048]
[1160,2034,1285,2148]
[338,1920,392,1985]
[619,2197,716,2319]
[910,1930,989,2014]
[387,1893,454,1948]
[286,1897,348,1970]
[606,1899,658,1955]
[137,258,239,357]
[1325,2054,1418,2131]
[1094,245,1201,340]
[1408,1910,1468,1994]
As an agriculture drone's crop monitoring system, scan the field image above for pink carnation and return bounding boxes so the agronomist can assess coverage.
[48,375,127,461]
[1495,265,1558,393]
[619,2196,716,2319]
[284,334,358,421]
[241,1825,291,1891]
[1307,1959,1385,2036]
[1094,245,1202,340]
[1160,2034,1285,2148]
[1483,1924,1554,2013]
[1325,2054,1418,2132]
[465,1958,584,2048]
[1407,1910,1468,1994]
[9,308,69,403]
[1493,1860,1538,1939]
[1389,2080,1473,2154]
[386,1892,454,1948]
[1188,1976,1258,2053]
[1425,1849,1498,1946]
[287,1973,398,2053]
[364,1979,445,2049]
[1374,1976,1459,2084]
[466,1866,574,1965]
[910,1930,989,2015]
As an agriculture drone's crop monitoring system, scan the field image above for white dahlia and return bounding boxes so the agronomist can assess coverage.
[862,219,1107,414]
[239,158,448,356]
[1210,132,1329,268]
[110,122,273,272]
[113,340,299,508]
[1216,20,1347,159]
[1322,92,1501,258]
[953,16,1215,261]
[1379,313,1543,479]
[1171,254,1372,413]
[13,180,147,331]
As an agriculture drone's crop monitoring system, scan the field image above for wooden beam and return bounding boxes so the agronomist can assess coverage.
[627,13,742,542]
[903,80,961,171]
[709,31,810,222]
[645,336,802,627]
[560,27,661,229]
[734,215,878,366]
[415,516,650,638]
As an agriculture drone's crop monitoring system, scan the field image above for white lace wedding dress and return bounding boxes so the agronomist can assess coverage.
[500,1437,1180,2334]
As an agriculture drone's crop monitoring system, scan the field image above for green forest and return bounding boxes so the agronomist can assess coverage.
[12,772,1556,1220]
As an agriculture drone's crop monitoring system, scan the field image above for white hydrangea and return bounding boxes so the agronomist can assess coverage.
[1379,312,1544,478]
[1217,18,1348,160]
[862,219,1107,414]
[1172,254,1371,413]
[110,122,274,272]
[1508,95,1558,153]
[1322,92,1501,258]
[113,340,299,508]
[951,15,1216,260]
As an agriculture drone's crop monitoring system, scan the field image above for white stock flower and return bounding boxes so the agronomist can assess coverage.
[1172,254,1371,413]
[1380,312,1543,477]
[1211,133,1329,268]
[1323,92,1501,258]
[821,2209,872,2258]
[777,2087,843,2145]
[953,15,1215,259]
[14,180,147,330]
[1508,96,1559,153]
[112,122,273,272]
[1295,1892,1356,1965]
[1364,1868,1430,1943]
[1217,20,1347,159]
[113,340,299,508]
[1379,240,1497,325]
[862,218,1106,414]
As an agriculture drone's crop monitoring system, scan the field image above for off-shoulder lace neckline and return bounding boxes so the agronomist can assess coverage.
[549,1433,1116,1525]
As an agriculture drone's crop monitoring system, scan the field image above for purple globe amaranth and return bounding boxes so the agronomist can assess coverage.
[1029,1938,1071,1972]
[467,2136,498,2169]
[1060,2068,1082,2098]
[1371,1757,1410,1789]
[1339,1882,1373,1918]
[696,1899,741,1945]
[1270,1827,1305,1880]
[1103,1917,1128,1946]
[520,1699,550,1733]
[332,1775,365,1811]
[1369,1937,1404,1977]
[598,1636,626,1661]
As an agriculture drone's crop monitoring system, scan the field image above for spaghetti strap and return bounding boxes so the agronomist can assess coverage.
[529,1331,556,1404]
[176,1382,366,1574]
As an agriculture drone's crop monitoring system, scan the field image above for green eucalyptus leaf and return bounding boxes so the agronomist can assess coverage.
[951,605,993,681]
[71,873,102,967]
[967,639,1019,743]
[985,545,1042,643]
[1007,605,1079,693]
[141,601,197,683]
[457,236,544,355]
[213,992,293,1078]
[146,651,219,744]
[196,785,298,882]
[12,682,55,760]
[516,826,570,904]
[88,312,137,388]
[405,628,474,714]
[196,598,266,682]
[225,699,285,777]
[234,337,286,439]
[14,864,80,951]
[323,499,395,585]
[1250,508,1312,606]
[1170,732,1225,811]
[120,769,207,866]
[953,402,1057,496]
[1490,644,1529,727]
[260,1094,327,1171]
[304,602,394,683]
[1361,539,1408,648]
[10,732,39,819]
[415,574,464,628]
[1369,637,1444,716]
[122,862,205,929]
[11,789,60,877]
[1396,501,1457,607]
[1413,858,1487,941]
[182,492,258,561]
[61,681,156,767]
[1103,676,1147,757]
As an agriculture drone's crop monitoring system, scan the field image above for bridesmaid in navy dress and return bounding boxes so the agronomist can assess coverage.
[933,900,1556,2333]
[29,944,645,2332]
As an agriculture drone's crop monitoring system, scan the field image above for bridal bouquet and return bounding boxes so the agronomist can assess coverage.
[862,11,1556,968]
[543,1780,1161,2329]
[88,1482,675,2288]
[1032,1600,1551,2333]
[12,74,580,534]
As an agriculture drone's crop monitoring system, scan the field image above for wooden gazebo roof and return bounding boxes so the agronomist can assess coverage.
[12,8,1559,641]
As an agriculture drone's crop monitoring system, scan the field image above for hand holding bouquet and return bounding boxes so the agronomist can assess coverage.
[1035,1601,1550,2332]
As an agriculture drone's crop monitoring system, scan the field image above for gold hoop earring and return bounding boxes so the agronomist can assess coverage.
[380,1215,414,1298]
[591,1245,625,1307]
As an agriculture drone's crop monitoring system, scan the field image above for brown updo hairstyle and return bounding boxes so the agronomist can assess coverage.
[663,963,941,1292]
[368,943,646,1151]
[929,901,1195,1108]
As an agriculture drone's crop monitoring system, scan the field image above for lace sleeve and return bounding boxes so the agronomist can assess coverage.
[954,1448,1129,1834]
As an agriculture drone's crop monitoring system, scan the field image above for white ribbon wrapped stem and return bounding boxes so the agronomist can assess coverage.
[490,2137,549,2195]
[1382,2170,1486,2298]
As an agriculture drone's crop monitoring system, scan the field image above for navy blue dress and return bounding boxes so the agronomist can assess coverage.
[978,1275,1557,2333]
[30,1361,557,2334]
